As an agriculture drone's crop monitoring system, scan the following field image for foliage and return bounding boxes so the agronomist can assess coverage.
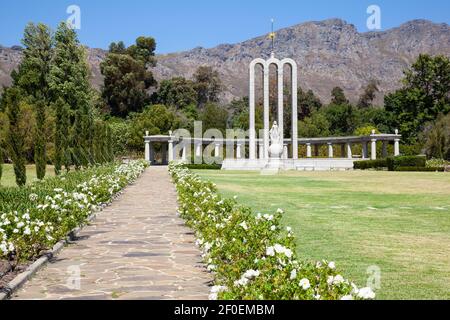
[182,164,222,170]
[201,103,229,132]
[385,54,450,143]
[322,103,357,135]
[394,166,444,172]
[386,155,427,171]
[0,160,147,262]
[423,113,450,160]
[194,66,223,107]
[354,125,380,136]
[169,163,375,300]
[155,77,197,110]
[4,88,27,186]
[34,100,46,179]
[354,159,388,170]
[330,87,349,105]
[11,23,53,103]
[357,80,380,109]
[426,158,450,168]
[298,112,330,138]
[298,87,322,120]
[101,37,157,117]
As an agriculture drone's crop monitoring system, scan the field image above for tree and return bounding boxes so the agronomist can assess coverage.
[423,113,450,160]
[331,87,349,105]
[49,22,91,113]
[4,88,26,186]
[11,23,53,103]
[298,87,322,120]
[385,54,450,143]
[54,98,70,175]
[34,100,46,179]
[358,80,380,108]
[155,77,197,110]
[201,103,228,132]
[101,37,157,117]
[0,145,3,183]
[298,112,330,138]
[323,103,357,135]
[193,66,223,107]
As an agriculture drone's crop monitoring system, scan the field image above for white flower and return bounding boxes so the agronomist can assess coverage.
[234,277,249,287]
[290,269,297,280]
[276,208,284,214]
[270,226,276,231]
[341,295,353,300]
[286,227,292,232]
[357,287,376,299]
[299,278,310,290]
[239,221,248,231]
[243,269,260,279]
[24,227,31,235]
[328,261,336,269]
[266,246,275,257]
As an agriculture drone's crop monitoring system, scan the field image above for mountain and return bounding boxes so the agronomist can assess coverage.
[1,19,449,105]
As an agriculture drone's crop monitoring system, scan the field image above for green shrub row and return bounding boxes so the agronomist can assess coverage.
[169,163,375,300]
[355,156,429,171]
[0,160,148,261]
[354,160,388,170]
[182,163,222,170]
[395,167,445,172]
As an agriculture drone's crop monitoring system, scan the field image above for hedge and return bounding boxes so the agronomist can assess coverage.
[182,164,222,170]
[387,155,427,171]
[394,167,445,172]
[169,163,376,300]
[354,160,388,170]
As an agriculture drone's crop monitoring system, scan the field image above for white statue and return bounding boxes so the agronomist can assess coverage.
[269,121,283,158]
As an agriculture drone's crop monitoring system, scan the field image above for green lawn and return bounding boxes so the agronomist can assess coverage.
[195,170,450,300]
[0,164,55,187]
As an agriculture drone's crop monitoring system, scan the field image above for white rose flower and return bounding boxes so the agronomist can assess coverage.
[299,278,311,290]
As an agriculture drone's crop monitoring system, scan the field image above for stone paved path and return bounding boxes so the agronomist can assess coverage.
[13,166,212,300]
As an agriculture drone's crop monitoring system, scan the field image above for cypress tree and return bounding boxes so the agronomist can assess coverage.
[0,146,3,183]
[5,88,27,186]
[35,100,46,179]
[71,111,83,170]
[54,98,64,175]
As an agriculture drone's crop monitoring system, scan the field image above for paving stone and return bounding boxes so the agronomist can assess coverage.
[13,166,212,300]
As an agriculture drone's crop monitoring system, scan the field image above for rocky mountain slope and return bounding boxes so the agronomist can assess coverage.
[1,19,449,105]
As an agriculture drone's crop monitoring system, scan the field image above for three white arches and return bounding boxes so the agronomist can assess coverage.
[248,54,298,160]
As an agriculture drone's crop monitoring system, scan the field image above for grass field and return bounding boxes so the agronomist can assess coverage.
[195,170,450,300]
[0,164,55,187]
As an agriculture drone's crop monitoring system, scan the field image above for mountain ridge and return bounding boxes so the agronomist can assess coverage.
[1,18,449,105]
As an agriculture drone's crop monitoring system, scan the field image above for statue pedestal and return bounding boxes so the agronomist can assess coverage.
[261,157,282,175]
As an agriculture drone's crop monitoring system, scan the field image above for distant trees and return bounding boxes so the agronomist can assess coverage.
[331,87,349,105]
[423,113,450,160]
[298,87,322,120]
[101,37,157,117]
[155,77,197,110]
[193,66,223,107]
[385,54,450,143]
[358,80,380,109]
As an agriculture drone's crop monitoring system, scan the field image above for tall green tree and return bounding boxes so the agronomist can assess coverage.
[34,100,46,179]
[385,54,450,143]
[193,66,223,107]
[11,23,53,102]
[298,87,322,120]
[0,145,3,183]
[358,80,380,109]
[101,37,157,117]
[155,77,197,110]
[331,87,349,105]
[423,113,450,160]
[201,103,228,132]
[4,88,26,186]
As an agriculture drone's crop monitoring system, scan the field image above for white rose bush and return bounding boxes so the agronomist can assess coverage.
[169,163,375,300]
[0,160,147,262]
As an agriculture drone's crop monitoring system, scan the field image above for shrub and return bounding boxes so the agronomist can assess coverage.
[0,160,148,261]
[387,155,427,171]
[426,159,450,168]
[169,163,375,300]
[394,166,445,172]
[183,164,222,170]
[354,159,387,170]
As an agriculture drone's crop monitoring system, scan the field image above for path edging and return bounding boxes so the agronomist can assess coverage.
[0,190,126,300]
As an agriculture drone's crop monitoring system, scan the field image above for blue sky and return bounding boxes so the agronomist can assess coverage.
[0,0,449,53]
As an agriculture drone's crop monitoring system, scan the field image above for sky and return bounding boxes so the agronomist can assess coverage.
[0,0,449,54]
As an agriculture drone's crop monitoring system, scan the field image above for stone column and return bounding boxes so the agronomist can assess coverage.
[306,143,312,158]
[362,142,368,159]
[263,67,270,160]
[346,143,353,159]
[291,63,298,160]
[214,143,221,158]
[195,141,202,158]
[371,139,377,160]
[168,134,174,162]
[236,143,242,159]
[283,144,288,160]
[144,140,150,162]
[394,139,400,156]
[259,142,264,160]
[181,144,187,162]
[328,143,334,158]
[249,63,257,160]
[278,69,284,142]
[382,141,388,158]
